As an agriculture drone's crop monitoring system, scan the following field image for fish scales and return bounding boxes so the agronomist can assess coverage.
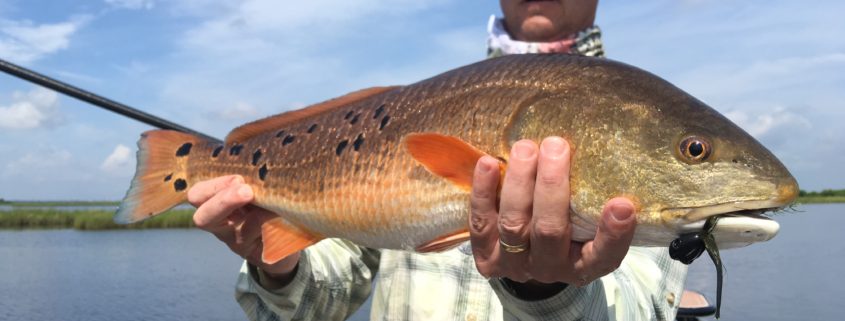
[117,54,797,261]
[190,84,541,249]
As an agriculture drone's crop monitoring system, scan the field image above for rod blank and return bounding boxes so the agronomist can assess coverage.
[0,58,221,143]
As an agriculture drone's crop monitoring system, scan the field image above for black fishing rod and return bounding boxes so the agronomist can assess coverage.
[0,58,221,143]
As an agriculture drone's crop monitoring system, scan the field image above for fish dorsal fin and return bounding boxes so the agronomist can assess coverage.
[261,217,323,264]
[405,133,505,191]
[225,86,400,144]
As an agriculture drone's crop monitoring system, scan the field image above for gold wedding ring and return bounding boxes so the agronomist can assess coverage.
[499,239,529,253]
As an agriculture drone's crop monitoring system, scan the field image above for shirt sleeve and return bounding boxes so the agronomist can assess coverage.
[234,238,381,321]
[490,247,688,321]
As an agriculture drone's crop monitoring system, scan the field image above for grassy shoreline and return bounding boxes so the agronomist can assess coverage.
[0,209,195,230]
[796,196,845,204]
[0,201,120,207]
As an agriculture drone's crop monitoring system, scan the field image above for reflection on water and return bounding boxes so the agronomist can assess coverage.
[0,204,841,321]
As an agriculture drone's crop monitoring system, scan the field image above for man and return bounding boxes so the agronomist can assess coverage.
[189,1,687,320]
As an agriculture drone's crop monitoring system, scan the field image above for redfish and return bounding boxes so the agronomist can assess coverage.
[116,54,798,264]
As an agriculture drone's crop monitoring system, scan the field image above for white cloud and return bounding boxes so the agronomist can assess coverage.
[0,16,89,63]
[677,53,845,102]
[0,87,62,130]
[3,148,72,177]
[725,107,812,138]
[213,102,259,121]
[100,144,133,172]
[105,0,155,10]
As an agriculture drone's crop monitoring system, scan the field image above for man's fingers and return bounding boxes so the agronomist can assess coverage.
[497,140,537,247]
[573,198,636,281]
[193,183,255,230]
[187,175,244,207]
[234,207,277,260]
[469,156,502,277]
[528,137,572,282]
[496,140,538,279]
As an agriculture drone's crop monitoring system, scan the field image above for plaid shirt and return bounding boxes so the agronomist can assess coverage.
[235,239,687,321]
[234,18,687,321]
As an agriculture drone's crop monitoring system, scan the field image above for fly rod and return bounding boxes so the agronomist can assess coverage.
[0,58,221,143]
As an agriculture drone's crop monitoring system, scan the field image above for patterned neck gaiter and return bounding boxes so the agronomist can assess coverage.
[486,15,605,58]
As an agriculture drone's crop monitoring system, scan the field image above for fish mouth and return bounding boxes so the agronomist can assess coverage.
[678,200,787,249]
[674,200,786,249]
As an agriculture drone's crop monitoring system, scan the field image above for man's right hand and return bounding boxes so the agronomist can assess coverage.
[188,175,300,287]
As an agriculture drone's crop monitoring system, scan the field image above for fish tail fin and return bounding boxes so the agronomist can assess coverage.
[115,130,207,224]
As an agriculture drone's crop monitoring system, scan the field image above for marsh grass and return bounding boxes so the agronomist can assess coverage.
[0,209,195,230]
[1,200,120,207]
[796,196,845,204]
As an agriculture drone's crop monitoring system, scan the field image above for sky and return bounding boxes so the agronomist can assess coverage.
[0,0,842,200]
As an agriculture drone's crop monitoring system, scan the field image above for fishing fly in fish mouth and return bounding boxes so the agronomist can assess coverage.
[114,54,799,317]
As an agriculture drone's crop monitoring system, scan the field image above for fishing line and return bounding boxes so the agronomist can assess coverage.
[669,216,723,319]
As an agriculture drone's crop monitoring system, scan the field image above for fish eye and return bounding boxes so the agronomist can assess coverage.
[679,136,712,163]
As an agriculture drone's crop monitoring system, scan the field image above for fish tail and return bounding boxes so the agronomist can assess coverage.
[114,130,207,224]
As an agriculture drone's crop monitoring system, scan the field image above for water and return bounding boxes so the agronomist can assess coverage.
[0,204,841,321]
[685,204,844,320]
[0,230,244,321]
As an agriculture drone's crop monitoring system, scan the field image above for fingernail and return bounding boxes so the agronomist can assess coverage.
[541,137,566,157]
[610,203,633,221]
[512,141,536,159]
[477,158,493,173]
[237,185,253,199]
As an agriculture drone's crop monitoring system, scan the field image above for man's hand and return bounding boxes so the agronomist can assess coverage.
[469,137,637,290]
[188,175,300,287]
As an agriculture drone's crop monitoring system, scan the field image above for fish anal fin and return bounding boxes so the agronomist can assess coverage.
[261,217,323,264]
[405,133,504,191]
[416,229,471,253]
[226,86,400,144]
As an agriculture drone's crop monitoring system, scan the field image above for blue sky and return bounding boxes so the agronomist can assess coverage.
[0,0,842,200]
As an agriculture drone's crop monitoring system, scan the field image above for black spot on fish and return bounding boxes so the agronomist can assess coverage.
[350,114,360,125]
[373,104,385,119]
[283,135,295,146]
[163,173,173,182]
[174,179,187,192]
[336,140,349,156]
[229,144,244,156]
[307,124,318,133]
[275,130,286,138]
[252,149,263,166]
[258,164,268,181]
[211,146,224,158]
[379,115,390,131]
[175,142,192,157]
[353,134,364,151]
[344,110,354,119]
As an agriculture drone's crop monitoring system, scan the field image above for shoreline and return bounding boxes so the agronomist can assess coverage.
[0,198,842,231]
[0,209,195,230]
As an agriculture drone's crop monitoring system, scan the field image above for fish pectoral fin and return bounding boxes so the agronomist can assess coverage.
[261,217,322,264]
[405,133,504,191]
[416,229,471,253]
